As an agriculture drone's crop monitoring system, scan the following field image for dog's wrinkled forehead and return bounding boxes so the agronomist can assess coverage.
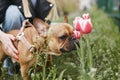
[49,23,73,36]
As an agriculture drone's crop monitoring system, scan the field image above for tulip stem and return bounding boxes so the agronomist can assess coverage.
[86,36,93,69]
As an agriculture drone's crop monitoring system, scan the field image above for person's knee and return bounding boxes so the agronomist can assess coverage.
[3,5,24,32]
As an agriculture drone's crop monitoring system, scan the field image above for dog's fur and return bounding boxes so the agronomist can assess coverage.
[0,18,78,80]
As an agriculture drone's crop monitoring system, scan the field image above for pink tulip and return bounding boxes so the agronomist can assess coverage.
[73,13,92,34]
[73,30,81,39]
[73,13,92,39]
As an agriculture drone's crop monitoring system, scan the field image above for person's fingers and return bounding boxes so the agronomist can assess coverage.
[7,34,19,54]
[2,34,19,59]
[9,40,19,55]
[12,52,19,60]
[7,34,16,41]
[7,46,19,60]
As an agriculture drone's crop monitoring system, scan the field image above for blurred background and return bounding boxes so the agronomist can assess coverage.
[49,0,120,30]
[2,0,120,80]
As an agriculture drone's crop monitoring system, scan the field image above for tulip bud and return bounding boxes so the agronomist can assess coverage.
[73,30,81,39]
[73,13,92,34]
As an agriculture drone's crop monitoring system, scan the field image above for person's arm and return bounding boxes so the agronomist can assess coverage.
[0,30,19,60]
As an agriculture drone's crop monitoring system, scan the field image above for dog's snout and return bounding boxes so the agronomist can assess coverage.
[70,37,80,47]
[60,48,66,52]
[70,37,76,41]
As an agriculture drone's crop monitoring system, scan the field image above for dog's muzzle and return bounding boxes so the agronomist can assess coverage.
[71,37,80,49]
[60,37,80,53]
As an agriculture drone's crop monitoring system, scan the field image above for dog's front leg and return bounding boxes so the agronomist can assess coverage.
[20,64,30,80]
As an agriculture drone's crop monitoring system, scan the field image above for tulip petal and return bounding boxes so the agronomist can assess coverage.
[83,22,92,34]
[75,21,81,31]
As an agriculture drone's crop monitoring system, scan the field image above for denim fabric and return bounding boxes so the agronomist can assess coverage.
[2,5,25,33]
[3,57,14,75]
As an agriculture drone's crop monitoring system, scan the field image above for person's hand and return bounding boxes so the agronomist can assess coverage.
[0,30,19,60]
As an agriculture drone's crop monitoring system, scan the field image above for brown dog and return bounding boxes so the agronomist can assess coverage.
[0,18,79,80]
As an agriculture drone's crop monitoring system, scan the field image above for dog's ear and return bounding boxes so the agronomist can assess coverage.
[33,18,49,37]
[64,12,68,23]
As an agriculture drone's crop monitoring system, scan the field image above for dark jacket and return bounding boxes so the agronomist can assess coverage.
[0,0,53,23]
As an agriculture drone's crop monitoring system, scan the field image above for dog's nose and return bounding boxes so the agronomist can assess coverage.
[70,37,76,41]
[60,48,66,52]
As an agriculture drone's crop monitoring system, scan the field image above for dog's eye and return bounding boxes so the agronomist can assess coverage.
[59,35,67,40]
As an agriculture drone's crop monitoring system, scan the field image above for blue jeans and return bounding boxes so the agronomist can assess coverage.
[2,5,25,75]
[2,5,25,32]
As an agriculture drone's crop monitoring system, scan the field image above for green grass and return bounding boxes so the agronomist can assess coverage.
[1,8,120,80]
